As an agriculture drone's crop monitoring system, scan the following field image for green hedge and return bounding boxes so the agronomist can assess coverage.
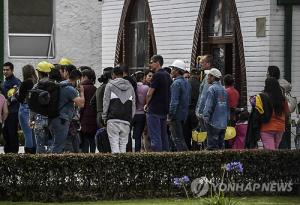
[0,150,299,201]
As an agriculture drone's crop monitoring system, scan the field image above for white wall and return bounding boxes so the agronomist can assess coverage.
[101,0,124,69]
[101,0,200,69]
[4,0,102,80]
[235,0,271,97]
[148,0,201,67]
[102,0,300,103]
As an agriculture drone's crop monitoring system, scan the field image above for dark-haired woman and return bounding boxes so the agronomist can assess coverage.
[260,78,289,150]
[80,69,97,153]
[17,64,38,153]
[132,72,149,152]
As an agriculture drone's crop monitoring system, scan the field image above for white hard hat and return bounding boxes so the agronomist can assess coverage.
[208,68,222,78]
[171,60,186,71]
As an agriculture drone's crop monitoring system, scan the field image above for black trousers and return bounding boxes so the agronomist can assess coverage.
[183,109,199,150]
[3,113,19,153]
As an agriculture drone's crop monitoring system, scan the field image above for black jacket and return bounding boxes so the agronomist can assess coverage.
[245,93,272,148]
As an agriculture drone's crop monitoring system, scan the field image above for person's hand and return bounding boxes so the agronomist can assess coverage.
[144,104,149,112]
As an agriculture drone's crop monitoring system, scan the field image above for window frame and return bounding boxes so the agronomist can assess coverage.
[7,0,55,59]
[114,0,157,71]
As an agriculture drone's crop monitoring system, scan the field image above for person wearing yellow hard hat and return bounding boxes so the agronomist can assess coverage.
[202,68,229,150]
[58,58,73,80]
[33,61,54,154]
[36,61,53,80]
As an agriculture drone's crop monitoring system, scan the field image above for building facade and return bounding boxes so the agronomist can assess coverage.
[1,0,102,79]
[1,0,299,107]
[102,0,300,106]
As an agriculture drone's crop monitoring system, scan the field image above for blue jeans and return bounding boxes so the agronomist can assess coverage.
[207,124,225,150]
[132,114,146,152]
[48,117,70,153]
[34,114,50,153]
[19,103,35,149]
[146,114,169,152]
[170,120,188,151]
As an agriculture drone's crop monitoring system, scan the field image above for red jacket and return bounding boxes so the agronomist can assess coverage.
[80,80,97,133]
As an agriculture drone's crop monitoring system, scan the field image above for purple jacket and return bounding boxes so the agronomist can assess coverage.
[80,80,97,133]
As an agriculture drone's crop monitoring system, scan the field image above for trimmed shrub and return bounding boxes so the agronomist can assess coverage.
[0,150,299,201]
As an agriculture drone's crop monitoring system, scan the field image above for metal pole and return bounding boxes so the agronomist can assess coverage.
[0,0,4,81]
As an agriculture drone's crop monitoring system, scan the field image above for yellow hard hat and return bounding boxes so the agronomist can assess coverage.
[7,87,17,98]
[224,126,236,140]
[36,61,54,73]
[192,130,207,143]
[59,58,72,65]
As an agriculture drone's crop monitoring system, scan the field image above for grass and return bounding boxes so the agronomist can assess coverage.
[0,196,300,205]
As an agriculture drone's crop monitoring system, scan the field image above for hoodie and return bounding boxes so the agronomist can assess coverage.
[102,78,136,125]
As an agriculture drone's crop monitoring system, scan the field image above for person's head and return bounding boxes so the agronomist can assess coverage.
[150,55,164,72]
[112,66,123,79]
[183,71,190,80]
[264,77,285,116]
[163,67,171,74]
[79,66,92,72]
[98,67,113,84]
[22,64,37,83]
[58,57,72,66]
[3,62,14,78]
[190,68,201,79]
[267,65,280,80]
[63,64,77,80]
[170,60,186,78]
[49,65,62,82]
[81,69,96,84]
[207,68,221,84]
[199,55,213,70]
[144,70,154,85]
[59,65,67,80]
[69,69,82,87]
[135,71,144,83]
[223,74,234,87]
[36,61,53,80]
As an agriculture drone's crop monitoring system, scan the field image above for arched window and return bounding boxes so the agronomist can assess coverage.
[192,0,247,106]
[115,0,156,72]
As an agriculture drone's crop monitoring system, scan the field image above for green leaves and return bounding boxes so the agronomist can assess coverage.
[0,150,298,201]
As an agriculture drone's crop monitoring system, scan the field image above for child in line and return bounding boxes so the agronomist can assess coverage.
[233,110,249,149]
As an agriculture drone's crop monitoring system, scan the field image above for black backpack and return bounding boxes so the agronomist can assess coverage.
[27,81,70,119]
[95,128,111,153]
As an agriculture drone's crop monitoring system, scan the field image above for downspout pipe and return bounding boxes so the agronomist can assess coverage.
[0,0,4,81]
[283,5,292,83]
[277,0,300,82]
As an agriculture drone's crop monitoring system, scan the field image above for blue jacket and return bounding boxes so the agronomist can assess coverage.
[203,81,229,129]
[3,75,21,113]
[195,74,210,115]
[169,76,191,121]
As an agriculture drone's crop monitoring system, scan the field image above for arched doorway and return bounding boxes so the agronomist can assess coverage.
[191,0,247,106]
[115,0,157,73]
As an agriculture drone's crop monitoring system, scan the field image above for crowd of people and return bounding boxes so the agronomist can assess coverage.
[0,54,291,154]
